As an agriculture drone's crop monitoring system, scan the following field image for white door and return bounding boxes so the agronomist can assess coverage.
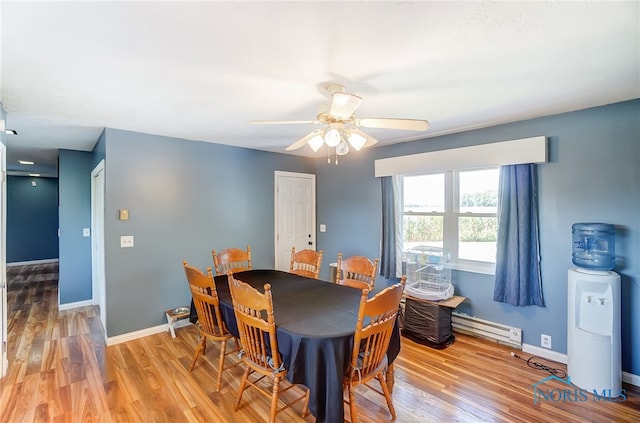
[274,172,316,271]
[91,160,107,339]
[0,142,6,378]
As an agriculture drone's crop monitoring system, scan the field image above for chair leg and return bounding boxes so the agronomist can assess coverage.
[348,384,358,423]
[301,387,310,418]
[386,363,395,394]
[377,373,397,420]
[215,340,227,392]
[269,376,281,423]
[234,367,250,412]
[189,337,206,372]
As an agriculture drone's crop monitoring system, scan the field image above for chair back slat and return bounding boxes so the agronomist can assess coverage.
[212,246,252,276]
[336,253,379,289]
[191,290,226,337]
[290,247,323,279]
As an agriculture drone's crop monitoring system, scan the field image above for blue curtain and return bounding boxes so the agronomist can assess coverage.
[380,176,396,278]
[493,164,545,307]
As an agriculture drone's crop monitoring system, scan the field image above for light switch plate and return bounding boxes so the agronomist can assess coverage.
[83,228,90,237]
[120,235,134,248]
[119,209,129,220]
[320,224,326,233]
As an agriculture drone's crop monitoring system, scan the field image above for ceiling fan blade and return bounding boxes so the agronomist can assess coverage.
[249,120,320,125]
[355,118,430,131]
[350,127,378,148]
[285,129,324,151]
[329,92,363,120]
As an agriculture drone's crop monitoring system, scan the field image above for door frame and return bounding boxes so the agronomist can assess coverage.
[91,160,106,340]
[274,171,316,270]
[0,142,6,378]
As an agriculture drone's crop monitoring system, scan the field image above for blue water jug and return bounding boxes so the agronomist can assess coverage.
[572,223,615,271]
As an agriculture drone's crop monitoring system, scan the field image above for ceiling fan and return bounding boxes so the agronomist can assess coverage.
[250,84,430,157]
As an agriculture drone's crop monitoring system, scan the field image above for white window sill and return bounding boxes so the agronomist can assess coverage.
[450,261,496,276]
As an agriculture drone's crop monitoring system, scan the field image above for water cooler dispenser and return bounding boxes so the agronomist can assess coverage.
[567,223,621,397]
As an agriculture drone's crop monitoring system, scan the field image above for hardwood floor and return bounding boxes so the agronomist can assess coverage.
[1,263,639,422]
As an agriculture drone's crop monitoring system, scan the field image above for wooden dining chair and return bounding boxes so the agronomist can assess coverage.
[336,253,379,290]
[227,273,310,423]
[343,279,405,423]
[212,245,252,276]
[182,261,240,391]
[289,247,323,279]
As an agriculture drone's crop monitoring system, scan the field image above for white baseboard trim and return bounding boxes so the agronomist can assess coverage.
[521,343,639,388]
[106,319,193,346]
[7,258,59,267]
[623,371,640,387]
[58,299,94,311]
[522,343,567,364]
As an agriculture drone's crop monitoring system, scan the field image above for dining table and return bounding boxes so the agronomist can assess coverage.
[189,269,401,423]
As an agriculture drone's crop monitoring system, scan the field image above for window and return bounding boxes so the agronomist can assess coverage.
[401,168,499,273]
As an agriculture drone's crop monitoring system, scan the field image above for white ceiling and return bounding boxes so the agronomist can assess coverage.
[1,1,638,177]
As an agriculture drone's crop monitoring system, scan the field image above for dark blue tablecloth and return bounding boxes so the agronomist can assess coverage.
[189,269,400,423]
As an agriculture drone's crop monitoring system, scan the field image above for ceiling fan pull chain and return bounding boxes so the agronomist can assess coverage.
[327,148,331,164]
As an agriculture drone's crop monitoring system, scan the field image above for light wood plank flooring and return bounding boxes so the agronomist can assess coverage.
[1,263,638,422]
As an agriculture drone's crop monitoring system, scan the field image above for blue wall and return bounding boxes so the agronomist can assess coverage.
[55,100,638,378]
[6,176,59,263]
[315,99,640,375]
[102,129,316,337]
[58,150,93,304]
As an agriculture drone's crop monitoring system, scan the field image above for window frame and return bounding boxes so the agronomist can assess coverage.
[401,168,498,275]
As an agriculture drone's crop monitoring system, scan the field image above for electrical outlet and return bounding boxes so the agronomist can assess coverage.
[541,334,552,349]
[120,235,134,248]
[509,328,522,343]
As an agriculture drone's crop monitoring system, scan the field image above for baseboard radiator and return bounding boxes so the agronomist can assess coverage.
[451,312,522,348]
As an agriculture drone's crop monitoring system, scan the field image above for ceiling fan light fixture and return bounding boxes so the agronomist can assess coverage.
[330,92,363,119]
[324,127,341,147]
[307,134,324,152]
[259,84,428,159]
[347,131,366,151]
[336,140,350,156]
